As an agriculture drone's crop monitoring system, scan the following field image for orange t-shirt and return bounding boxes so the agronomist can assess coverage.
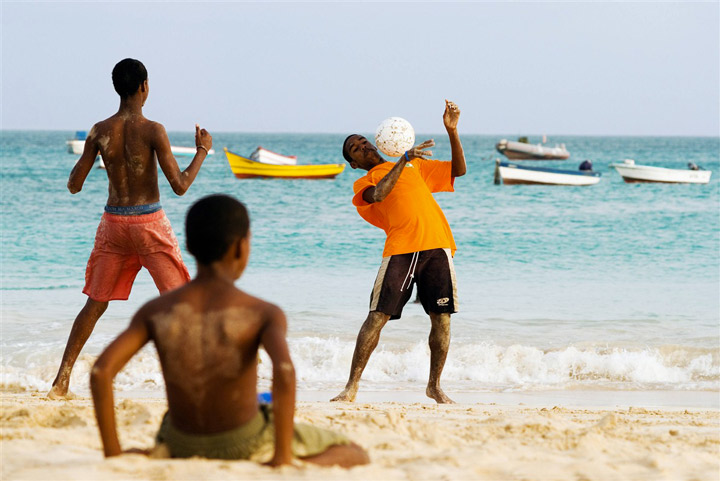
[352,159,456,257]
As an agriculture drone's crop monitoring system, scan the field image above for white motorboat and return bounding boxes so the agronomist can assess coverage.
[169,145,215,156]
[66,132,214,157]
[249,146,297,165]
[494,160,601,186]
[66,131,87,154]
[495,139,570,160]
[610,159,712,184]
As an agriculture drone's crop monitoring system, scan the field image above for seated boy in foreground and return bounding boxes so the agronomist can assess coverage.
[90,195,369,468]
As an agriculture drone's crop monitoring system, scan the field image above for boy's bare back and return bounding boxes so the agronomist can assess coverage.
[68,103,211,205]
[88,113,165,206]
[141,280,283,434]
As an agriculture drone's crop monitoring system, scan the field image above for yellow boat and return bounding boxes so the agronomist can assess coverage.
[225,148,345,179]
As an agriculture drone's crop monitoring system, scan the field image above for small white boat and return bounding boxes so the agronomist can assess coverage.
[249,146,297,165]
[66,131,87,154]
[494,160,601,186]
[66,133,214,157]
[67,132,104,169]
[169,145,215,156]
[496,139,570,160]
[610,160,712,184]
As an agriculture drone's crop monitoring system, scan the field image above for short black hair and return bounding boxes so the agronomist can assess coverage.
[112,58,148,99]
[342,134,358,163]
[186,195,250,265]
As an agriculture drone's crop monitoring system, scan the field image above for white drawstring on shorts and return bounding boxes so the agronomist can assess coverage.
[400,251,420,291]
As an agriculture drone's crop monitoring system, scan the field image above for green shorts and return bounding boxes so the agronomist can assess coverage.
[155,405,350,461]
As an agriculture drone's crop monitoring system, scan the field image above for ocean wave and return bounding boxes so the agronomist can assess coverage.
[2,339,717,394]
[273,338,719,390]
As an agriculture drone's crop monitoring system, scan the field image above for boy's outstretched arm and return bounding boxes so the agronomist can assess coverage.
[260,305,295,467]
[67,126,100,193]
[154,123,213,196]
[443,100,466,178]
[90,307,151,457]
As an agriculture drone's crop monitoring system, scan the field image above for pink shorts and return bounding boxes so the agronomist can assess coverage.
[83,210,191,302]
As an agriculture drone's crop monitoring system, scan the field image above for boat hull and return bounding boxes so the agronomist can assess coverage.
[496,161,601,186]
[232,172,340,179]
[66,139,84,155]
[170,145,215,156]
[496,139,570,160]
[66,140,214,156]
[610,164,711,184]
[225,149,345,179]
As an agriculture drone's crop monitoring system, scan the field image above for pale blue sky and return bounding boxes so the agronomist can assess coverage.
[2,1,718,136]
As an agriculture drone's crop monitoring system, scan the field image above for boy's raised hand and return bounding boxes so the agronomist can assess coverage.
[407,139,435,160]
[195,124,213,152]
[443,100,460,131]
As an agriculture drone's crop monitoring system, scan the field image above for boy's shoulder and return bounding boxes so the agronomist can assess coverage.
[232,290,285,323]
[144,118,166,133]
[138,283,284,325]
[224,290,287,335]
[87,115,163,140]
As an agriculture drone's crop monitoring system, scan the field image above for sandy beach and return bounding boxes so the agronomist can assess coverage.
[2,390,718,481]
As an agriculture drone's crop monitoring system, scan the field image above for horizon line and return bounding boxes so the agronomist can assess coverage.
[2,129,719,139]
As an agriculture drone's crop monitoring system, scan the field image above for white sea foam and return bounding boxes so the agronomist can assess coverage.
[3,338,716,394]
[278,339,718,390]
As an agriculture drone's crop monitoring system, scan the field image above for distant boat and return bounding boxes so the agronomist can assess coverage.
[250,146,297,165]
[610,159,712,184]
[168,145,215,156]
[494,159,601,186]
[66,131,87,154]
[66,132,214,156]
[67,131,104,169]
[225,148,345,179]
[496,138,570,160]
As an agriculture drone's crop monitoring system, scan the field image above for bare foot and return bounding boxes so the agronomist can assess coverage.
[148,443,171,459]
[123,447,151,456]
[301,442,370,467]
[330,386,357,402]
[47,385,76,400]
[426,386,454,404]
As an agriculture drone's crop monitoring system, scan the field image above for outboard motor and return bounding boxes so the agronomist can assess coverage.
[579,160,593,171]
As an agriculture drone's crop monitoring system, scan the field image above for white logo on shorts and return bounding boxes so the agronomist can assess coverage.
[437,297,449,306]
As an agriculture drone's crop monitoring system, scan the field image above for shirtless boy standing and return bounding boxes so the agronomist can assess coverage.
[90,195,369,467]
[48,58,212,398]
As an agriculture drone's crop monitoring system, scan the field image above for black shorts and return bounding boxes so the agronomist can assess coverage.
[369,248,458,320]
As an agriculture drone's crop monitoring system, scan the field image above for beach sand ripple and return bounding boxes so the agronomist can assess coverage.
[1,392,718,480]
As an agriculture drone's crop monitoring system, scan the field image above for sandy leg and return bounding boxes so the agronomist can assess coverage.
[48,298,108,398]
[330,311,389,402]
[426,313,454,404]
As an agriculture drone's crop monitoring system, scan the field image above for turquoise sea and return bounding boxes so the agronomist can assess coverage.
[1,131,719,398]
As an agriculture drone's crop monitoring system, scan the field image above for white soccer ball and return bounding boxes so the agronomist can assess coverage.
[375,117,415,157]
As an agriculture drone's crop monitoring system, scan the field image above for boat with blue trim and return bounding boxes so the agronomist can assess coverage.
[494,159,601,186]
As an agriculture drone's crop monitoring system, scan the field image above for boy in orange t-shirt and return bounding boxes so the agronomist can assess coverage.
[331,101,466,404]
